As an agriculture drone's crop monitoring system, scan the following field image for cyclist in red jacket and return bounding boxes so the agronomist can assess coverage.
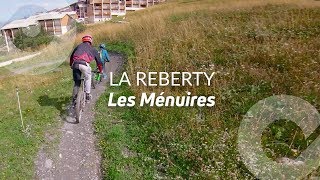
[70,35,103,104]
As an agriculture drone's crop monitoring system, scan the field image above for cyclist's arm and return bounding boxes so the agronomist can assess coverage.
[105,50,110,62]
[93,49,103,73]
[70,46,77,67]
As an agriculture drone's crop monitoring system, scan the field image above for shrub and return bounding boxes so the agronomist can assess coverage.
[75,22,86,33]
[13,26,54,50]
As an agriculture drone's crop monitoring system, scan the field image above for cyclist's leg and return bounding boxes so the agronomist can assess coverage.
[72,68,82,105]
[79,64,92,94]
[102,62,107,79]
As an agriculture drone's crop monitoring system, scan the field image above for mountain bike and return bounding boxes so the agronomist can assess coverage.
[75,77,86,123]
[91,69,101,89]
[75,69,101,123]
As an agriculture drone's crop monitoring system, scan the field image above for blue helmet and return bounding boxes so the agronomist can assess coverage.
[99,44,106,49]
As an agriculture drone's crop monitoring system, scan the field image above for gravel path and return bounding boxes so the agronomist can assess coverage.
[35,53,124,180]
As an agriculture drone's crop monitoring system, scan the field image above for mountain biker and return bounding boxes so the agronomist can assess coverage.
[98,43,110,79]
[70,35,103,104]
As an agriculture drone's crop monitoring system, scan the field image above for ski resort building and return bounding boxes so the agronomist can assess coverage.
[0,0,166,51]
[125,0,165,11]
[70,0,165,23]
[86,0,126,23]
[1,12,76,52]
[70,0,126,23]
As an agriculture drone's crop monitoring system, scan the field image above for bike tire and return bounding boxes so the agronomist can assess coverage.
[75,90,84,123]
[92,74,96,89]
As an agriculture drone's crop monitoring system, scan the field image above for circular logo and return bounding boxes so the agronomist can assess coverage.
[238,95,320,179]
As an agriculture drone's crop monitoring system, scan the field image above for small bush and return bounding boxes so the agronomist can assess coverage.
[75,22,86,33]
[13,26,54,50]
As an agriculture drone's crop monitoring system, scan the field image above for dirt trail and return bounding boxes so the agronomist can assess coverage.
[0,52,42,67]
[35,53,124,180]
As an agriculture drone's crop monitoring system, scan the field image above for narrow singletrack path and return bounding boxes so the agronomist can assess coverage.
[35,53,124,180]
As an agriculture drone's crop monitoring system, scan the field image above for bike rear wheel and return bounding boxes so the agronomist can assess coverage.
[75,90,84,123]
[91,73,96,89]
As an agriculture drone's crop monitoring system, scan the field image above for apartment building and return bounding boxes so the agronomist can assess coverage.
[1,12,76,38]
[1,12,76,52]
[69,0,89,20]
[86,0,126,23]
[36,12,76,35]
[71,0,164,23]
[126,0,165,11]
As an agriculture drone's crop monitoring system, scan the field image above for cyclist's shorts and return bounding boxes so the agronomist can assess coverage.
[73,69,82,81]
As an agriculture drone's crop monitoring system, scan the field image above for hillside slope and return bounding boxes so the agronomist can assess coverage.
[89,0,320,179]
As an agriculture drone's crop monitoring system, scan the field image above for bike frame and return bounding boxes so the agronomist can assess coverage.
[91,69,101,89]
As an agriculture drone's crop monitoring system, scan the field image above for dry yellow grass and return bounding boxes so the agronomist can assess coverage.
[82,0,320,92]
[88,0,320,178]
[0,0,318,178]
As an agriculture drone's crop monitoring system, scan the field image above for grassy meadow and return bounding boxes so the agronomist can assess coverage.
[91,0,320,179]
[0,0,319,179]
[0,65,72,178]
[5,31,77,74]
[0,23,77,179]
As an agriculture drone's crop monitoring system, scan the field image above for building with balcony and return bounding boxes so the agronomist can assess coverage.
[1,12,76,52]
[126,0,165,11]
[86,0,126,23]
[70,0,164,23]
[69,0,89,20]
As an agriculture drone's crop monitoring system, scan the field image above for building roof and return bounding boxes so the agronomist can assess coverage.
[1,11,76,30]
[1,19,38,30]
[31,12,75,21]
[78,3,87,8]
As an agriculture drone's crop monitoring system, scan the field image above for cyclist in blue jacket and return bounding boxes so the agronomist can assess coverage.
[99,44,110,79]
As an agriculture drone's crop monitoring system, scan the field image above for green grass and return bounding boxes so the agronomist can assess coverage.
[0,20,133,179]
[93,1,320,179]
[0,56,7,62]
[6,34,76,74]
[95,85,156,179]
[0,65,72,179]
[110,16,126,23]
[0,0,319,179]
[0,51,34,63]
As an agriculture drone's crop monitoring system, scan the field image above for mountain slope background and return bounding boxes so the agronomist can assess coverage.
[0,4,47,28]
[8,5,47,22]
